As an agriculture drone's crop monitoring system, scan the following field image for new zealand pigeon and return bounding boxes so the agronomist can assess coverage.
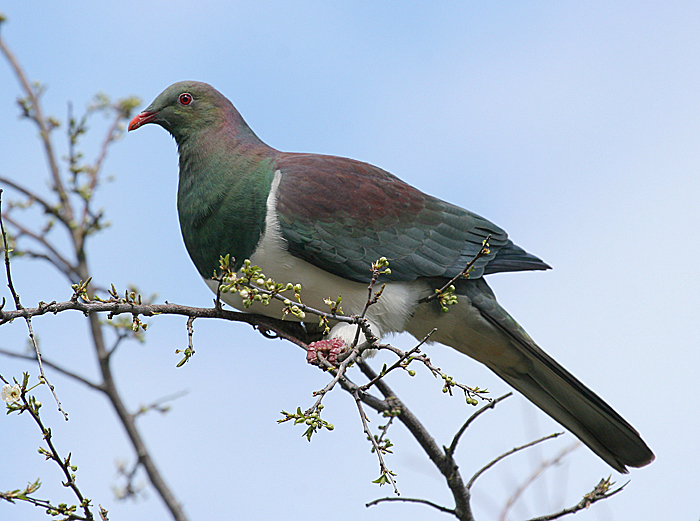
[128,81,654,473]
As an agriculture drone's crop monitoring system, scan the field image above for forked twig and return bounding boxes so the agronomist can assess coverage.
[0,191,67,419]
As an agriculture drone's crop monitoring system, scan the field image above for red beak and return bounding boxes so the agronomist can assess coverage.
[128,111,157,131]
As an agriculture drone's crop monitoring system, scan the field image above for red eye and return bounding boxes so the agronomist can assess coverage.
[179,93,193,105]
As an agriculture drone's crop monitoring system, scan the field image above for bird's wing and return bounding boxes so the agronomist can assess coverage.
[274,153,549,283]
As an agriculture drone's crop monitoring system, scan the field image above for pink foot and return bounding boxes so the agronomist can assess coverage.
[306,338,347,365]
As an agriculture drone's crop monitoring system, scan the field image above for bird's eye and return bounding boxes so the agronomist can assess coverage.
[179,93,193,105]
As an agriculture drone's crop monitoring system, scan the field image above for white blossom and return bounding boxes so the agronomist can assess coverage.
[1,383,21,403]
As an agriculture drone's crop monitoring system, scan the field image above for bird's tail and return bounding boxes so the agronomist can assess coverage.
[409,278,655,473]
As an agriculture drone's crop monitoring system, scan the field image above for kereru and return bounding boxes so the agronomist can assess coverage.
[128,81,654,473]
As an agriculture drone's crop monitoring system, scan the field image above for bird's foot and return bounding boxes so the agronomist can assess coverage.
[306,338,347,366]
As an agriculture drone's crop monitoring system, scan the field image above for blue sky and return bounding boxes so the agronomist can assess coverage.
[1,2,698,520]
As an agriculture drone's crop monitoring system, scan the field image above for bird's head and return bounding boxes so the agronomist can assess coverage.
[128,81,233,141]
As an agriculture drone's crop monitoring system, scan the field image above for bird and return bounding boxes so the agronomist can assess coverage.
[128,80,654,473]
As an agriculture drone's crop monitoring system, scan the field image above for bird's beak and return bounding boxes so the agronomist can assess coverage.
[128,111,157,131]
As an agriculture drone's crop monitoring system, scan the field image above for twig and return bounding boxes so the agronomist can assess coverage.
[358,329,436,392]
[352,389,399,495]
[0,192,67,419]
[358,361,474,521]
[0,176,66,224]
[305,348,359,416]
[0,348,103,392]
[0,34,73,221]
[366,496,455,514]
[467,432,564,490]
[17,383,93,519]
[186,315,195,355]
[1,211,77,279]
[419,234,492,304]
[446,393,512,457]
[525,477,628,521]
[351,259,387,348]
[499,442,580,521]
[114,458,145,501]
[133,390,189,419]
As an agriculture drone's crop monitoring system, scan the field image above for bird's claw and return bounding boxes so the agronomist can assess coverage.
[306,338,346,366]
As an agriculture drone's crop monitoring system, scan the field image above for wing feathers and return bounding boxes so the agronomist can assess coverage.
[274,153,548,282]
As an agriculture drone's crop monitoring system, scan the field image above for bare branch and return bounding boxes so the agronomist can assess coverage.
[0,176,65,223]
[366,496,455,515]
[499,442,580,521]
[0,347,103,392]
[446,392,512,457]
[133,390,189,419]
[358,329,435,392]
[1,191,68,418]
[467,432,564,490]
[1,211,77,279]
[0,34,73,221]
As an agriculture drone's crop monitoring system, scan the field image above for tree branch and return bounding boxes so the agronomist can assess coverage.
[467,432,564,490]
[366,496,456,515]
[446,392,512,458]
[358,361,475,521]
[0,347,103,392]
[499,442,580,521]
[525,477,628,521]
[1,211,77,279]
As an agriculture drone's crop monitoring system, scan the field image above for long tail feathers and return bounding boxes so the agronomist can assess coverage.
[453,279,654,473]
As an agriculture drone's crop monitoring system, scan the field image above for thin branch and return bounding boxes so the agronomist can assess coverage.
[305,348,359,416]
[17,384,93,519]
[0,34,73,221]
[419,234,492,304]
[352,388,399,495]
[105,331,129,359]
[133,390,189,419]
[499,442,580,521]
[358,361,474,521]
[0,347,103,392]
[467,432,564,490]
[0,176,65,223]
[358,329,436,392]
[525,477,628,521]
[351,259,387,348]
[91,106,124,182]
[1,191,67,418]
[366,496,455,515]
[1,211,77,279]
[446,393,512,457]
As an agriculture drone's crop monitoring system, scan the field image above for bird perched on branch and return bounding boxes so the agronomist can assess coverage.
[128,81,654,473]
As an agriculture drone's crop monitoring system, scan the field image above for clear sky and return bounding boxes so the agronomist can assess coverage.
[1,2,698,520]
